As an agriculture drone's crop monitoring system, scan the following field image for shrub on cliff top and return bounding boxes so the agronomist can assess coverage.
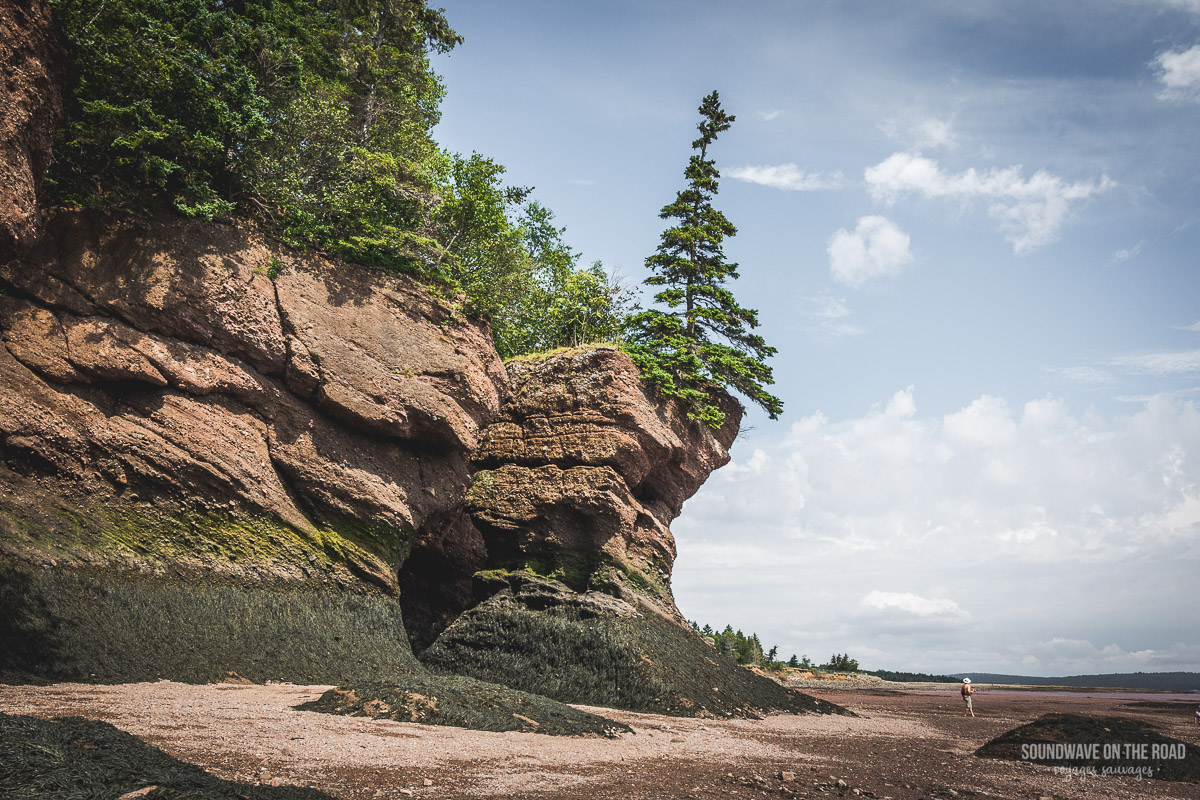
[48,0,458,269]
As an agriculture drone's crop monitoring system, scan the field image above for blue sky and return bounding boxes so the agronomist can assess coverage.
[431,0,1200,676]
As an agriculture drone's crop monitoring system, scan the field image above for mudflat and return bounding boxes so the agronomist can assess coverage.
[1,681,1198,799]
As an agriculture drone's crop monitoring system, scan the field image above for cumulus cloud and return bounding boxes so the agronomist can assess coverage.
[827,215,914,288]
[757,109,783,121]
[726,163,842,191]
[672,390,1200,673]
[864,152,1113,254]
[1154,44,1200,101]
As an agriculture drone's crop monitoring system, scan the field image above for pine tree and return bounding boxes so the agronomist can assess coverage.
[627,90,782,426]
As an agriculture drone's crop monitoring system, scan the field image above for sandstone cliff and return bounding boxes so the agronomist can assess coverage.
[0,0,838,721]
[0,0,63,262]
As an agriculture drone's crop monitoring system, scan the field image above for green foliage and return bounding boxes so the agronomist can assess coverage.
[48,0,460,268]
[627,91,782,426]
[434,157,633,357]
[46,0,632,356]
[823,652,860,672]
[690,620,781,669]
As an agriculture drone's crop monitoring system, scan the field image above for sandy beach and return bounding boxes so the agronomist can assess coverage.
[2,680,1197,799]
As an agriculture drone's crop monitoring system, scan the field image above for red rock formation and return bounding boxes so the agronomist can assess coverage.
[467,346,741,614]
[0,0,63,261]
[0,212,507,593]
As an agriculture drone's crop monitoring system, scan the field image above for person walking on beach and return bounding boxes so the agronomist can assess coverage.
[961,678,976,717]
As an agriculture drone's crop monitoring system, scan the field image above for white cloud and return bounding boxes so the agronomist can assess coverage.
[1151,0,1200,13]
[864,152,1113,254]
[1178,321,1200,332]
[1154,44,1200,101]
[862,591,967,618]
[673,391,1200,673]
[1016,639,1200,675]
[1109,349,1200,375]
[1111,240,1145,263]
[827,215,914,288]
[566,178,596,186]
[757,109,783,121]
[726,163,842,191]
[1044,365,1118,386]
[880,116,958,150]
[804,293,866,340]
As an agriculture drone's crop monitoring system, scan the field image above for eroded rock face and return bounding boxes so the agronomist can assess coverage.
[0,211,507,592]
[0,0,63,262]
[466,346,741,611]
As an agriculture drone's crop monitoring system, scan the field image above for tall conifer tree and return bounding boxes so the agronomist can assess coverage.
[628,91,782,425]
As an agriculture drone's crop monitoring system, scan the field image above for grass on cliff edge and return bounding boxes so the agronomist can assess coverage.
[299,674,631,737]
[0,712,336,800]
[420,593,848,719]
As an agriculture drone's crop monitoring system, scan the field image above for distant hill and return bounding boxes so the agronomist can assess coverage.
[955,671,1200,692]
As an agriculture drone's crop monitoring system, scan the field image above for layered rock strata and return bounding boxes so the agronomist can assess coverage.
[0,0,64,261]
[419,349,845,717]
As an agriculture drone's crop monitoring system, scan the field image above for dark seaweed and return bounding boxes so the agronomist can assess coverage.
[299,674,631,737]
[0,712,338,799]
[420,595,847,718]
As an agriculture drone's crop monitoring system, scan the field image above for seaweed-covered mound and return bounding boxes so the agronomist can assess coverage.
[975,712,1200,783]
[299,674,631,737]
[0,712,336,799]
[0,561,420,684]
[421,581,846,718]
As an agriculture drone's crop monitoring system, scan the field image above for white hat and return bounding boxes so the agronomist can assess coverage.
[962,678,971,683]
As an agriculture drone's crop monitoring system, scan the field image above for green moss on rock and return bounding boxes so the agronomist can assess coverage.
[421,588,847,719]
[0,558,419,684]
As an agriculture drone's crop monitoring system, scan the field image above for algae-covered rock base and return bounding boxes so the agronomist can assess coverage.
[0,559,420,685]
[299,675,631,737]
[0,712,338,799]
[421,577,847,719]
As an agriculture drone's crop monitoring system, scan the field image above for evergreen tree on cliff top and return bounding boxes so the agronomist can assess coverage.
[627,91,782,426]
